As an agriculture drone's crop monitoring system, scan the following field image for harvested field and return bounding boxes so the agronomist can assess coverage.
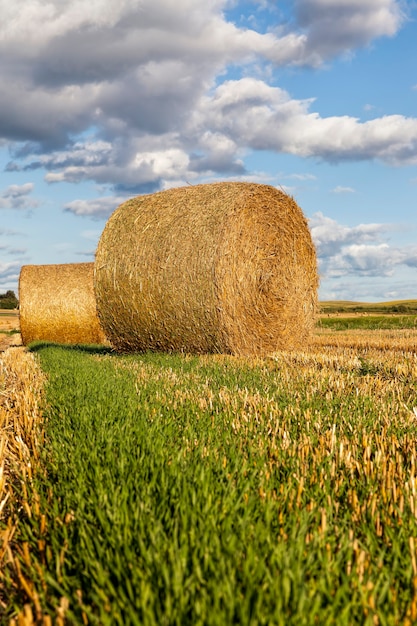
[0,346,45,617]
[3,305,417,622]
[3,324,417,623]
[0,311,21,352]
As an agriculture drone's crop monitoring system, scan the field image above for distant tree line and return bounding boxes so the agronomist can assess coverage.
[0,290,19,309]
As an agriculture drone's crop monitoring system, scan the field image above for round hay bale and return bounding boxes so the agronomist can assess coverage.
[19,263,107,346]
[94,182,319,356]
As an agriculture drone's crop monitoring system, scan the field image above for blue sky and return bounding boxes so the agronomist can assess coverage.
[0,0,416,302]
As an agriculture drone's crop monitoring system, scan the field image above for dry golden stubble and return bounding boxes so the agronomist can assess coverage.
[313,328,417,352]
[0,347,46,614]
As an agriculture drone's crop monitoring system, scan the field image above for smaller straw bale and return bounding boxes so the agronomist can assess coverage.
[19,263,107,346]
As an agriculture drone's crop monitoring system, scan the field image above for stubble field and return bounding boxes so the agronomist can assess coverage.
[1,304,417,624]
[0,311,21,352]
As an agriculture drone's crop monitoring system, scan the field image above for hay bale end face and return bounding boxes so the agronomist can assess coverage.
[94,182,319,356]
[19,263,107,346]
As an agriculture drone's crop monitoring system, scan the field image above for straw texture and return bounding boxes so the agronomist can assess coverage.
[94,182,318,356]
[19,263,107,346]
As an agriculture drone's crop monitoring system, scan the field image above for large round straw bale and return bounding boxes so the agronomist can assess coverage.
[19,263,107,346]
[94,182,319,356]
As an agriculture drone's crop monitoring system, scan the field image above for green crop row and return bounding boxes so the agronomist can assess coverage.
[318,315,417,331]
[4,343,417,624]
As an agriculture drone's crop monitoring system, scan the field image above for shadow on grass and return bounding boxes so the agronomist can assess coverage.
[28,341,115,356]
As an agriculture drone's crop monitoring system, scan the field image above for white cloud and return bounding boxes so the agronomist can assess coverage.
[9,71,417,193]
[0,0,413,194]
[3,183,34,197]
[318,275,416,302]
[332,186,355,193]
[295,0,405,61]
[310,212,417,279]
[0,261,21,287]
[310,212,390,256]
[198,78,417,165]
[133,149,190,179]
[64,196,126,219]
[328,243,400,277]
[0,183,38,210]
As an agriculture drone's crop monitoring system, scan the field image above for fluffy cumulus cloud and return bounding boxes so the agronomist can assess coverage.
[0,183,38,210]
[0,0,414,214]
[310,212,417,278]
[294,0,405,61]
[198,78,417,164]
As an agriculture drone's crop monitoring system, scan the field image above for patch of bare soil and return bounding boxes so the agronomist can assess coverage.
[0,311,22,352]
[0,334,22,352]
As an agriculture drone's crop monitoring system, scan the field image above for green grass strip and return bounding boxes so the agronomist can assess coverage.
[5,344,417,624]
[318,315,417,331]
